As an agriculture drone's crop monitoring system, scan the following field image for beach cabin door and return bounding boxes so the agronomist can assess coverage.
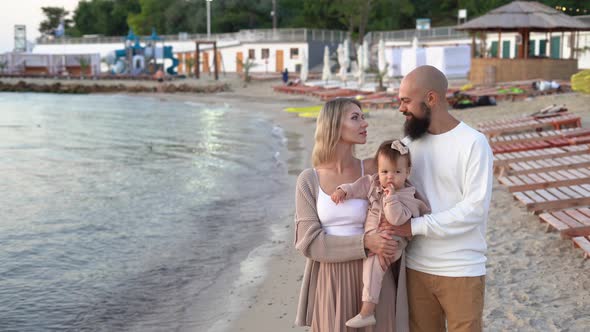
[502,41,510,59]
[276,50,284,72]
[203,52,210,73]
[237,52,243,73]
[551,36,561,59]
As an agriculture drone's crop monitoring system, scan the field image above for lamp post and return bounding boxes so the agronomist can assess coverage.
[206,0,213,39]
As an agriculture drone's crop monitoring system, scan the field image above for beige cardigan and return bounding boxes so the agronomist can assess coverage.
[294,168,410,329]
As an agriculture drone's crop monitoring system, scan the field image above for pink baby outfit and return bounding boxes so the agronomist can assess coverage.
[338,174,430,304]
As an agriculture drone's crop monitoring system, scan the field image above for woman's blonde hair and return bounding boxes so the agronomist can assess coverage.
[311,98,362,167]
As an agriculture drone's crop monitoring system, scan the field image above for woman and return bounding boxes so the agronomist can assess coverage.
[294,98,407,331]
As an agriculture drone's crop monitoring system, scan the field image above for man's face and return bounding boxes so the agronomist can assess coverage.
[398,83,432,139]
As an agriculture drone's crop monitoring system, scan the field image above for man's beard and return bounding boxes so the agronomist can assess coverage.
[403,102,431,139]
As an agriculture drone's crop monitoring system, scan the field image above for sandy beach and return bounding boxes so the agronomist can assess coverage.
[191,79,590,332]
[4,76,590,331]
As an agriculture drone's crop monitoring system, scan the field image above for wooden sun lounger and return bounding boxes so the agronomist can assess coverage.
[494,144,590,166]
[361,97,400,109]
[478,105,567,128]
[311,88,366,100]
[513,184,590,212]
[490,128,590,147]
[506,154,590,175]
[498,166,590,192]
[480,114,581,137]
[539,208,590,259]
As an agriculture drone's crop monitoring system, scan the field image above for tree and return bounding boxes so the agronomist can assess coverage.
[39,7,72,37]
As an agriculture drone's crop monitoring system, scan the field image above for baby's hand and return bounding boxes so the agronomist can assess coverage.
[331,188,347,204]
[383,183,395,196]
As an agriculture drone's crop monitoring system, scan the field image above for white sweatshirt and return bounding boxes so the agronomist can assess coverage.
[406,122,493,277]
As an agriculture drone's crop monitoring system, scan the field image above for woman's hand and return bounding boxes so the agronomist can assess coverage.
[364,231,398,259]
[330,188,347,204]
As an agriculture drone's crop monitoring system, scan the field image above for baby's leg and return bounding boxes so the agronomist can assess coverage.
[362,254,388,309]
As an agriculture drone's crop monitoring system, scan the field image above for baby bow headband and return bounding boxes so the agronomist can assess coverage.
[390,140,409,155]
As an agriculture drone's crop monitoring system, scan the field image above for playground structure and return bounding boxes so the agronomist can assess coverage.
[106,28,179,76]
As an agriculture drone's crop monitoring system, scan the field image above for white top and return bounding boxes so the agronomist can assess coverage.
[316,161,368,236]
[406,122,494,277]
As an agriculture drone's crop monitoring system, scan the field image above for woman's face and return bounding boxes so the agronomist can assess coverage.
[339,104,368,145]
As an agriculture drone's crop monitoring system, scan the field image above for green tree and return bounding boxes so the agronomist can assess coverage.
[39,7,72,37]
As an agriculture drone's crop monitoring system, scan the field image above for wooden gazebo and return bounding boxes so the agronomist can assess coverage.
[457,1,590,85]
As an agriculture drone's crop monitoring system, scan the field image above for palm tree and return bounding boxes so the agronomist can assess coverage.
[185,57,195,77]
[77,56,90,78]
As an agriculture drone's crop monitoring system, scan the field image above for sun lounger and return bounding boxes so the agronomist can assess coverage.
[494,144,590,167]
[477,105,568,129]
[490,128,590,147]
[539,208,590,259]
[505,153,590,175]
[480,113,581,137]
[498,166,590,192]
[360,97,399,109]
[312,89,369,101]
[513,184,590,212]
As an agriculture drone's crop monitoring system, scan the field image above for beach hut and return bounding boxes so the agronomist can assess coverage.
[457,1,590,84]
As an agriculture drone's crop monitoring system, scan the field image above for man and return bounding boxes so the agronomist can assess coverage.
[391,65,493,332]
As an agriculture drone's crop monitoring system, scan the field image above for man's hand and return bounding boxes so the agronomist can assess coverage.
[391,221,412,237]
[330,188,346,204]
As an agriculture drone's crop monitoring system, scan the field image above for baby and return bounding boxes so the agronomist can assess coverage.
[331,139,430,328]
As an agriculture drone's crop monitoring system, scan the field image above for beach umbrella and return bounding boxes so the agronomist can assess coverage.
[342,39,350,85]
[357,44,365,87]
[378,39,387,73]
[362,42,370,71]
[337,43,346,83]
[322,46,331,82]
[300,50,308,82]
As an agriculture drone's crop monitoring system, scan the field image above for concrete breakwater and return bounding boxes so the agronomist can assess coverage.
[0,80,230,94]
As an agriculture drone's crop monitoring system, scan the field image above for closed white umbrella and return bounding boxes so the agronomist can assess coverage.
[342,39,350,85]
[362,42,370,70]
[357,44,365,87]
[300,50,308,82]
[337,43,346,82]
[378,39,387,73]
[322,45,331,82]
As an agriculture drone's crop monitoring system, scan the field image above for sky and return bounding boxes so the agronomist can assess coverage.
[0,0,80,53]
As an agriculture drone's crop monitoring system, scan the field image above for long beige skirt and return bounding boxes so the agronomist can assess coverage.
[311,259,397,332]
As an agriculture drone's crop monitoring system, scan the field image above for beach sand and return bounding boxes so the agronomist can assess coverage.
[203,81,590,332]
[6,76,590,331]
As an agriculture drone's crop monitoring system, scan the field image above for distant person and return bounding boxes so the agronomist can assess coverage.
[153,68,165,82]
[282,68,289,84]
[330,139,430,329]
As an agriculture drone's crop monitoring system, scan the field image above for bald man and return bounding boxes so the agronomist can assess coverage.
[389,66,493,332]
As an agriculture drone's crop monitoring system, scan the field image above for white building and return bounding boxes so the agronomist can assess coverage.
[31,29,346,76]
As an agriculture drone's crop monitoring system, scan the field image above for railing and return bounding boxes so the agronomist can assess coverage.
[368,26,469,43]
[36,28,347,45]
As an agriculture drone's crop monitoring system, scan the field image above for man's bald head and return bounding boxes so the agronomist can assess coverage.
[401,65,448,102]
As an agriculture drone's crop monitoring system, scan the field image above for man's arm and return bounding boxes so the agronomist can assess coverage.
[401,136,494,239]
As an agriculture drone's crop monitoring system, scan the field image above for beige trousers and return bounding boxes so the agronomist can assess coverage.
[407,268,485,332]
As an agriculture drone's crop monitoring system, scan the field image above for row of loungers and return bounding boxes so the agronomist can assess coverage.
[484,107,590,259]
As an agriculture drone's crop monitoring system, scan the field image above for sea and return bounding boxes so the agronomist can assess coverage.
[0,92,298,331]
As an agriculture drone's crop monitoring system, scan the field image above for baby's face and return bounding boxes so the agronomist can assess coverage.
[377,154,410,190]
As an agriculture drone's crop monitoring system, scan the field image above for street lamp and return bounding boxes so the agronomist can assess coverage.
[206,0,213,39]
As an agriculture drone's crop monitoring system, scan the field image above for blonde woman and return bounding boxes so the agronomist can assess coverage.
[294,98,407,331]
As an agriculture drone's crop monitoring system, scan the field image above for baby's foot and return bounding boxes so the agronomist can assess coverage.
[345,313,376,328]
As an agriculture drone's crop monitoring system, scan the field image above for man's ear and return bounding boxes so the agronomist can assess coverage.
[426,91,437,107]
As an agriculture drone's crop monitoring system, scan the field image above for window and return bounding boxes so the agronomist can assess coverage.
[290,48,299,59]
[261,48,270,59]
[248,49,256,59]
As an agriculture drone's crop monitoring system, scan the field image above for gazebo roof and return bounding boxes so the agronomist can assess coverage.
[456,1,590,32]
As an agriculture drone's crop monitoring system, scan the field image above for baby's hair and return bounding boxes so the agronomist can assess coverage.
[374,139,411,168]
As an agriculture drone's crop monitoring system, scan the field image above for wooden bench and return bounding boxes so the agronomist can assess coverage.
[538,208,590,259]
[513,184,590,212]
[498,167,590,192]
[505,154,590,175]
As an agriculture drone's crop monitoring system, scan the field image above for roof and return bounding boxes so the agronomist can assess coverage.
[456,1,590,32]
